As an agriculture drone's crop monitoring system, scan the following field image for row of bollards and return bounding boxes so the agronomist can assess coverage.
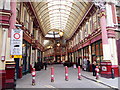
[50,66,82,82]
[31,66,99,85]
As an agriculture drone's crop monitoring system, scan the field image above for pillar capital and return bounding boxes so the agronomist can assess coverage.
[99,9,106,17]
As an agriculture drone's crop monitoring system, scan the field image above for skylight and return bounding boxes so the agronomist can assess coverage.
[47,0,73,30]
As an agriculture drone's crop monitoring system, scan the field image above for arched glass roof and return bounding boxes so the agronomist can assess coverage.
[32,0,92,39]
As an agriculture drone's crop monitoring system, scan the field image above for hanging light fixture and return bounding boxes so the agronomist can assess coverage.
[59,31,64,37]
[57,43,60,46]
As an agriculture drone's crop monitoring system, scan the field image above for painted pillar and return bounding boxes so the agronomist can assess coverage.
[106,3,118,65]
[106,3,119,76]
[9,0,16,37]
[35,29,38,63]
[6,0,16,61]
[61,47,62,62]
[99,2,119,77]
[0,28,8,89]
[100,8,111,60]
[0,0,16,89]
[65,47,68,61]
[0,28,8,69]
[89,45,92,63]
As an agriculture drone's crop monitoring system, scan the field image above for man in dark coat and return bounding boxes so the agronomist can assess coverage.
[87,59,90,72]
[44,61,47,70]
[92,61,96,76]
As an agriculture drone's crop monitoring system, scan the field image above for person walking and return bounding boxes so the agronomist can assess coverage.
[92,61,96,76]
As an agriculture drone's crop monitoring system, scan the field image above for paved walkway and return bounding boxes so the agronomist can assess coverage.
[80,69,119,89]
[16,64,119,89]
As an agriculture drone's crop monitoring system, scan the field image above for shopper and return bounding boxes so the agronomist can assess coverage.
[92,61,96,76]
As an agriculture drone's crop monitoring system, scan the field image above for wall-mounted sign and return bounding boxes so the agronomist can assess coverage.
[10,29,23,58]
[102,66,107,71]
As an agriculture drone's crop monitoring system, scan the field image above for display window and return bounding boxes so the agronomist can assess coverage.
[91,40,103,66]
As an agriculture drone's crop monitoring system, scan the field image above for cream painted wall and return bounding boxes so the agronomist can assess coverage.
[108,38,118,65]
[0,27,4,70]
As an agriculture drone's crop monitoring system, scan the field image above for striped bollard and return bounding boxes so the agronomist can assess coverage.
[51,67,54,82]
[31,68,36,86]
[65,66,68,81]
[78,66,81,80]
[95,66,99,79]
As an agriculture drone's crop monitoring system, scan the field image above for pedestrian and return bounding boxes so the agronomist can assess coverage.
[82,58,87,71]
[43,61,47,70]
[87,59,90,72]
[92,61,96,76]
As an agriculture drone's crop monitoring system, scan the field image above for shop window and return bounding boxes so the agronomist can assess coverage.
[0,0,10,10]
[24,8,29,29]
[92,43,95,55]
[93,13,97,31]
[96,44,99,56]
[90,17,93,32]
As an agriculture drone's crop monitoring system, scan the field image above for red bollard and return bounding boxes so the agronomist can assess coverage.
[95,66,99,79]
[65,66,68,81]
[51,67,54,82]
[31,68,36,85]
[78,66,81,80]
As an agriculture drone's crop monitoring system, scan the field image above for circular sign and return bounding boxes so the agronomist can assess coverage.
[14,33,20,39]
[102,66,107,71]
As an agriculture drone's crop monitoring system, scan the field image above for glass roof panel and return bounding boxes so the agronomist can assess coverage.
[32,1,92,39]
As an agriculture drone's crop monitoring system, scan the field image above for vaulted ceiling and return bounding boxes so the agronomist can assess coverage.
[32,0,92,39]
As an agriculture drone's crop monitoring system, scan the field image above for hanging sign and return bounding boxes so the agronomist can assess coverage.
[10,29,23,58]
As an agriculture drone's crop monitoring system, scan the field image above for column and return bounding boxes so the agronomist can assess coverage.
[100,8,111,61]
[0,28,8,89]
[107,3,119,76]
[60,47,62,62]
[35,29,38,62]
[89,45,92,63]
[99,2,119,77]
[6,1,16,61]
[65,47,68,61]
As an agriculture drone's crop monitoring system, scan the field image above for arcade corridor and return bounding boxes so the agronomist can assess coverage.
[0,0,120,89]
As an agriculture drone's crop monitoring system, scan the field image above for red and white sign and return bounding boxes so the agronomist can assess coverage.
[13,33,20,39]
[11,29,23,56]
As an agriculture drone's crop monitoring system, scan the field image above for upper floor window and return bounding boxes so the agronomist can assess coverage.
[0,0,10,10]
[16,2,20,21]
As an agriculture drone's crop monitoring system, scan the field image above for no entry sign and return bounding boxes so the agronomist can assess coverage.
[14,33,20,39]
[10,29,23,58]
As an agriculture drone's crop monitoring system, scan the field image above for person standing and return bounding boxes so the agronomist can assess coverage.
[92,61,96,76]
[44,61,47,70]
[82,58,87,71]
[87,59,90,72]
